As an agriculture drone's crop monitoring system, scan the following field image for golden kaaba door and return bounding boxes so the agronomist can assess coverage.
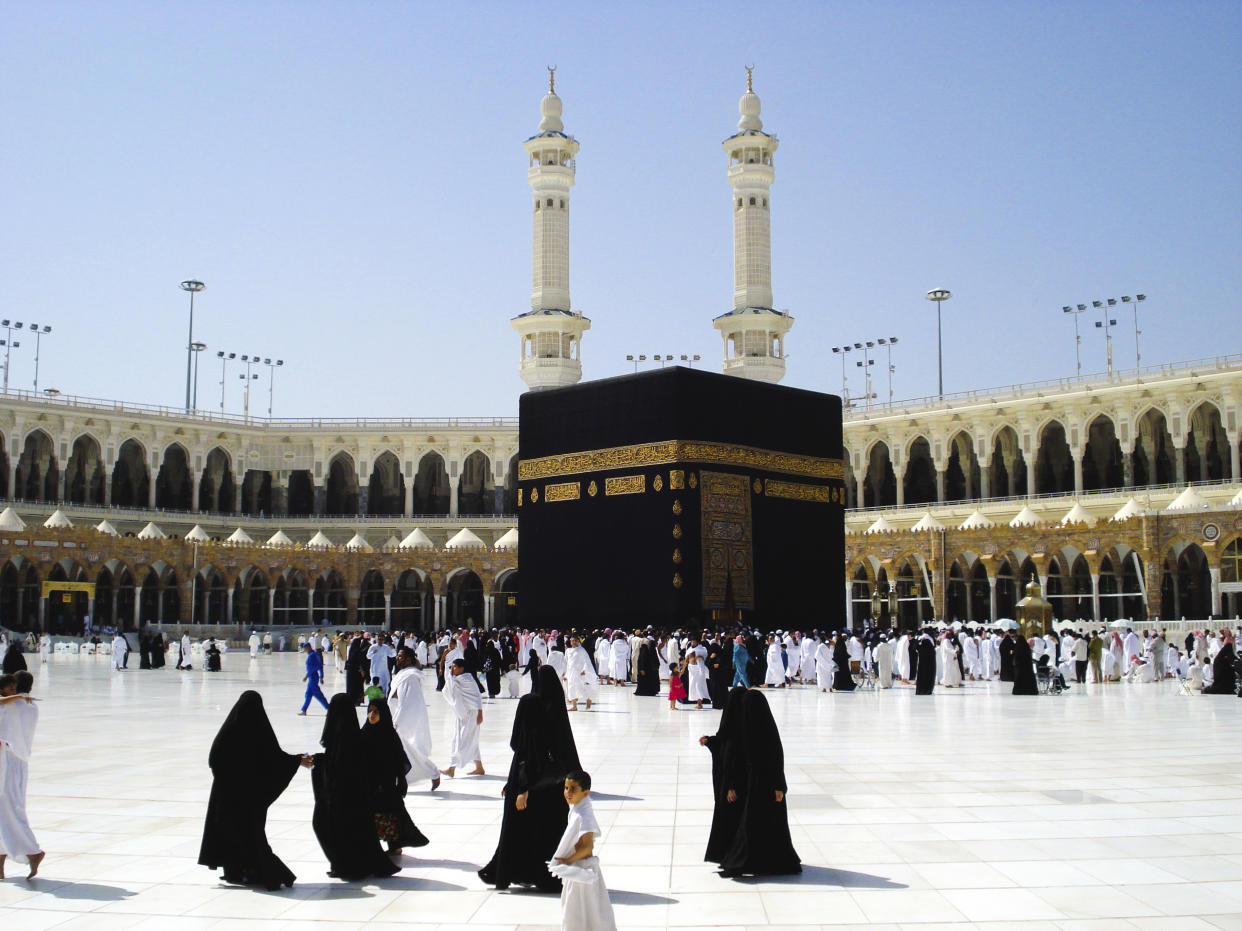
[699,471,755,610]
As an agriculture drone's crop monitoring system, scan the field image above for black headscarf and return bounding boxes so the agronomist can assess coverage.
[3,641,28,674]
[360,699,411,784]
[320,693,363,783]
[208,691,287,791]
[1011,636,1039,695]
[536,665,581,772]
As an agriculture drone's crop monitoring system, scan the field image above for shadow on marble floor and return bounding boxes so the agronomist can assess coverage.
[729,864,908,889]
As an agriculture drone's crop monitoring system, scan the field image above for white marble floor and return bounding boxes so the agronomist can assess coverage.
[3,651,1242,930]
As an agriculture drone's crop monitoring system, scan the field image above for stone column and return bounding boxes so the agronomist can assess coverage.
[1072,454,1083,495]
[7,462,17,499]
[270,471,289,516]
[404,484,414,517]
[38,596,46,634]
[845,582,854,627]
[1123,452,1134,488]
[384,592,392,629]
[357,482,369,516]
[147,479,157,509]
[226,587,234,625]
[268,588,277,626]
[449,483,459,516]
[1210,567,1222,618]
[1090,573,1101,622]
[234,474,245,514]
[1174,442,1186,485]
[313,485,325,515]
[191,474,201,511]
[978,463,990,500]
[988,574,998,621]
[58,470,68,502]
[855,473,865,508]
[935,468,946,503]
[1229,432,1240,482]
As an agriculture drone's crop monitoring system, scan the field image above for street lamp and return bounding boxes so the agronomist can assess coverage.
[830,344,852,405]
[679,354,701,368]
[43,387,60,399]
[925,289,951,398]
[877,337,898,403]
[180,280,205,412]
[1062,304,1088,376]
[0,320,22,394]
[216,351,236,412]
[238,354,260,420]
[625,354,647,372]
[854,340,876,411]
[1120,294,1146,369]
[263,358,284,417]
[1092,300,1117,375]
[26,324,51,394]
[190,341,207,410]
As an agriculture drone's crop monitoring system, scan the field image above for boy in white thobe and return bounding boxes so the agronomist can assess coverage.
[814,638,833,691]
[548,771,617,931]
[441,659,484,777]
[874,637,894,688]
[764,638,785,687]
[0,672,44,879]
[566,639,597,711]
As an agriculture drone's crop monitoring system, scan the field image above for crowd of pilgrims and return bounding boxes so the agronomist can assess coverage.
[193,624,806,926]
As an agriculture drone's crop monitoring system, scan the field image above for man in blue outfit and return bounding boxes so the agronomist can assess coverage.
[297,642,330,715]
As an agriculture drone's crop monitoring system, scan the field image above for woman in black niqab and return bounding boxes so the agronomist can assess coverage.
[1204,638,1237,694]
[706,637,732,708]
[3,639,27,674]
[831,634,856,691]
[359,699,429,856]
[999,633,1015,681]
[914,632,937,695]
[718,689,801,876]
[477,690,569,892]
[1011,635,1039,695]
[535,666,581,772]
[312,693,400,881]
[634,640,660,696]
[700,686,747,863]
[198,690,304,890]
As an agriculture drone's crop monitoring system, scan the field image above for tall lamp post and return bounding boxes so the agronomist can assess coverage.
[26,324,51,394]
[1120,294,1146,369]
[216,351,236,412]
[262,358,284,417]
[830,344,852,406]
[925,289,951,398]
[238,354,260,421]
[0,320,22,394]
[1093,300,1117,375]
[190,341,207,410]
[1061,304,1088,376]
[625,354,647,372]
[678,354,701,369]
[854,340,876,411]
[180,280,205,412]
[877,336,898,403]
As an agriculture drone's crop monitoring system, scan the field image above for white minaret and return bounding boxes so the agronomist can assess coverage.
[511,67,589,391]
[714,67,792,383]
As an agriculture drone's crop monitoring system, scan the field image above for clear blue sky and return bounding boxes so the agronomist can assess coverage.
[2,1,1239,418]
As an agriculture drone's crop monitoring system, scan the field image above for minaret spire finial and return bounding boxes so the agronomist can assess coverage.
[745,64,754,92]
[548,65,556,93]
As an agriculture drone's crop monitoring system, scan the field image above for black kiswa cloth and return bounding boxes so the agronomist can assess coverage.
[359,700,428,851]
[198,690,300,890]
[703,686,747,864]
[832,638,855,691]
[312,694,399,881]
[915,637,937,695]
[719,689,801,876]
[477,692,569,892]
[1011,636,1039,695]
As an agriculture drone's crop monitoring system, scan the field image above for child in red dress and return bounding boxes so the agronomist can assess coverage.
[667,663,686,709]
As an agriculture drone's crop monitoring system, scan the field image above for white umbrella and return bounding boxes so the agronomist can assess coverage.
[994,619,1020,630]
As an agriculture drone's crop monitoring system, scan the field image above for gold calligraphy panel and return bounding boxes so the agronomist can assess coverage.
[544,482,580,503]
[604,474,646,496]
[519,439,842,481]
[764,479,833,503]
[700,471,754,610]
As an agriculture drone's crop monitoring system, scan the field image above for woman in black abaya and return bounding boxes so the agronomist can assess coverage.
[1011,636,1039,695]
[999,632,1015,681]
[360,699,429,856]
[699,686,746,863]
[312,694,400,881]
[3,639,27,674]
[719,689,800,877]
[831,633,856,691]
[706,637,733,709]
[478,674,578,892]
[1203,636,1237,694]
[914,632,937,695]
[199,690,308,890]
[634,640,660,696]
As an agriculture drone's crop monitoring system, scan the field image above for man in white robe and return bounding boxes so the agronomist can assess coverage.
[783,632,799,681]
[0,672,44,878]
[178,633,192,669]
[686,652,710,707]
[799,635,817,685]
[565,637,597,710]
[595,637,613,685]
[532,632,549,666]
[938,636,962,687]
[629,631,644,680]
[367,637,395,695]
[37,635,50,664]
[763,636,785,687]
[388,647,440,790]
[248,631,261,658]
[813,637,834,691]
[111,633,128,671]
[609,634,630,685]
[874,636,894,688]
[441,659,484,777]
[1122,628,1141,674]
[847,634,864,674]
[895,633,911,682]
[663,634,681,671]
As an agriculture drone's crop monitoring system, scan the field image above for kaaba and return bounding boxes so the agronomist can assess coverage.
[516,367,845,631]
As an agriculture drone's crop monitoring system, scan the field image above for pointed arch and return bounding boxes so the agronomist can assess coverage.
[325,453,359,515]
[65,433,106,504]
[458,449,495,516]
[155,442,192,510]
[413,451,450,515]
[1082,414,1123,491]
[112,438,151,508]
[15,428,59,502]
[367,450,405,516]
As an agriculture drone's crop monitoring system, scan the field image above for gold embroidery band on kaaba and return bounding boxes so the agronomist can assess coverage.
[544,481,581,502]
[518,440,843,481]
[764,479,833,503]
[604,474,645,496]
